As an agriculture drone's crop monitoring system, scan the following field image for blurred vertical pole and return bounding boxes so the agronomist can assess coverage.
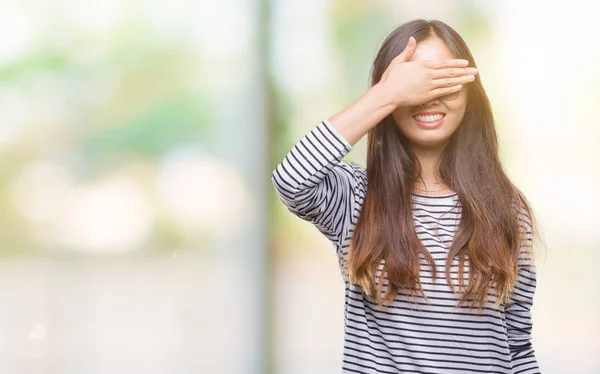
[220,0,274,371]
[255,0,274,373]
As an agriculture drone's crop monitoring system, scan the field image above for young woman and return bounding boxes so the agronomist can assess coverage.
[271,19,540,374]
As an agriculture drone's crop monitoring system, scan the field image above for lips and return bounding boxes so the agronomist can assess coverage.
[412,111,446,122]
[412,111,445,129]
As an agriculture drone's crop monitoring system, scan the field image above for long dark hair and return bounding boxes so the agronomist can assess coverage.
[347,19,539,310]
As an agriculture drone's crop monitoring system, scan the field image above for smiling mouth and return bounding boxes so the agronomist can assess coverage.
[412,113,446,122]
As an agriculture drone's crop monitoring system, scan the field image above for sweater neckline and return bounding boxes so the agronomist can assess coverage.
[410,192,458,202]
[411,192,458,198]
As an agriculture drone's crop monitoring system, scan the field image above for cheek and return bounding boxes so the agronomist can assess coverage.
[450,102,468,123]
[445,97,468,123]
[443,111,466,135]
[392,108,413,127]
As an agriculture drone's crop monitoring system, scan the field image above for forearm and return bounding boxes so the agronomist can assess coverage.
[327,83,397,146]
[270,120,361,244]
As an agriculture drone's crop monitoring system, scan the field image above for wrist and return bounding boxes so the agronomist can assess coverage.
[369,82,400,113]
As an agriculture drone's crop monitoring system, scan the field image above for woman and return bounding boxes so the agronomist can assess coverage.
[271,19,540,373]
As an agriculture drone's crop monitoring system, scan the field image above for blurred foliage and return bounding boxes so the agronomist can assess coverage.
[0,15,214,255]
[82,93,210,169]
[330,1,393,98]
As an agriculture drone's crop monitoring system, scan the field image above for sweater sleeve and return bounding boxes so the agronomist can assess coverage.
[505,211,540,374]
[270,119,363,247]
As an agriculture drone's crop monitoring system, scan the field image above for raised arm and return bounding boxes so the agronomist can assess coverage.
[269,78,396,245]
[270,120,364,246]
[271,36,477,245]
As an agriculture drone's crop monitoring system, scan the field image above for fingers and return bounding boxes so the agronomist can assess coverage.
[424,59,470,69]
[394,36,417,63]
[432,74,476,89]
[430,84,463,99]
[431,67,478,79]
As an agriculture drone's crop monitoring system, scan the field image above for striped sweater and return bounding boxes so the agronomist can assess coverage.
[270,119,540,373]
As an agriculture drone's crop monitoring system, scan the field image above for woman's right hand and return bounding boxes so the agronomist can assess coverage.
[377,36,478,108]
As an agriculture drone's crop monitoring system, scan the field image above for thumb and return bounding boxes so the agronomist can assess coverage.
[395,36,416,63]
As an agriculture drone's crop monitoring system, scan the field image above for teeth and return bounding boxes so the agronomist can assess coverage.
[414,114,444,122]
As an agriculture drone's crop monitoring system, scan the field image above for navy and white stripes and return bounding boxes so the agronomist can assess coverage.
[271,119,540,373]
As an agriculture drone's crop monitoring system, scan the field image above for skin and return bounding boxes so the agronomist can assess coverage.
[391,37,469,194]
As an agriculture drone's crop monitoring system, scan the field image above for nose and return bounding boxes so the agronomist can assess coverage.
[418,96,441,108]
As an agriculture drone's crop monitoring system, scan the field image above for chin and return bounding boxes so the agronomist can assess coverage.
[407,132,452,149]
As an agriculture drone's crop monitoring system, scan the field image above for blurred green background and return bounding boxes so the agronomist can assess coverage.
[0,0,598,373]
